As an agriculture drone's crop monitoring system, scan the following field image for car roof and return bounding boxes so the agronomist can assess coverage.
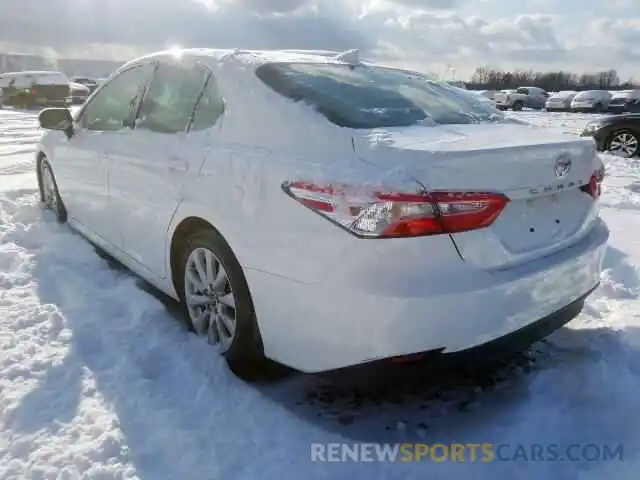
[121,48,383,73]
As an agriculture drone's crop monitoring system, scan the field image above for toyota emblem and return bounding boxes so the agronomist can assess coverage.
[554,154,572,178]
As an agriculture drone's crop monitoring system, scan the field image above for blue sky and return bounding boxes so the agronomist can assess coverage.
[0,0,638,80]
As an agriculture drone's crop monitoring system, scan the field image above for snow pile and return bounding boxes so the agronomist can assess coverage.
[1,108,639,479]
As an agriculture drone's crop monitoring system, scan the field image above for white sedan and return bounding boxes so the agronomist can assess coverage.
[36,48,609,380]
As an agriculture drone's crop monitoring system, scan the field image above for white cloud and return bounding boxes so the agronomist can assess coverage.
[0,0,637,79]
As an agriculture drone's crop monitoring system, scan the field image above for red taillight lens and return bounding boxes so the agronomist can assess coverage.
[581,166,605,199]
[31,88,37,96]
[282,181,509,238]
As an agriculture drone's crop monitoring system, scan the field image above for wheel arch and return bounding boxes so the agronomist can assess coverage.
[36,151,46,202]
[168,215,235,297]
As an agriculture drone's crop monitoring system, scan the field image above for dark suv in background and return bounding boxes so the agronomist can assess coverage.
[0,71,71,108]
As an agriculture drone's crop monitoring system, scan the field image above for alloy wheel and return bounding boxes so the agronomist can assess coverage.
[183,247,237,353]
[609,131,639,158]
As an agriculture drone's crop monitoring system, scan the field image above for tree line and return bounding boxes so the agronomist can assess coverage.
[466,66,638,92]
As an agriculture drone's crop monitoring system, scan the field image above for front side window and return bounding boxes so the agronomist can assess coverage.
[136,62,208,134]
[255,63,503,129]
[516,88,529,95]
[79,65,150,131]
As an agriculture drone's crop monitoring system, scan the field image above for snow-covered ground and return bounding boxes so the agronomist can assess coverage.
[1,108,639,479]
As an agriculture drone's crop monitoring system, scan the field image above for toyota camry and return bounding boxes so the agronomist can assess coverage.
[36,48,609,380]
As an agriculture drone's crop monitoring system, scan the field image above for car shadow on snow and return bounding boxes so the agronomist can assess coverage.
[5,207,640,478]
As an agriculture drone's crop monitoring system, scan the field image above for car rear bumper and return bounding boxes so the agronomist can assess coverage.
[545,105,569,111]
[247,219,609,373]
[571,103,599,112]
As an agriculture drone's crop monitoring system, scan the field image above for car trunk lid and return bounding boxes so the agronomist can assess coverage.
[352,121,602,270]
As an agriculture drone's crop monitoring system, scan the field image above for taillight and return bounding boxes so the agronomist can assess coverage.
[31,88,37,96]
[282,181,509,239]
[581,166,605,199]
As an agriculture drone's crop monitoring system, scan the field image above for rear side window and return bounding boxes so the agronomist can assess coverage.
[189,75,225,131]
[12,76,34,88]
[255,62,502,129]
[136,62,208,134]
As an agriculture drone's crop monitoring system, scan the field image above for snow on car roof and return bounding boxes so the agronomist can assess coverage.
[0,70,69,85]
[121,48,371,71]
[0,70,66,77]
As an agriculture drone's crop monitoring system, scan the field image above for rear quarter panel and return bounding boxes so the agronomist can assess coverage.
[166,63,391,284]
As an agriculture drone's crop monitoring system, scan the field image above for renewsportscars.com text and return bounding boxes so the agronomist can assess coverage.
[310,442,624,463]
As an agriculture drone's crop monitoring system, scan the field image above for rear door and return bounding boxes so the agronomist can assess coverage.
[34,73,70,106]
[108,59,220,277]
[6,74,32,105]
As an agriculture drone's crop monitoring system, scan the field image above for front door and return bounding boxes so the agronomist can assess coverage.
[53,63,152,245]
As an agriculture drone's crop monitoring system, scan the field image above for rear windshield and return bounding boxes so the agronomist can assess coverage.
[574,90,605,99]
[255,62,504,129]
[612,90,637,99]
[550,91,575,99]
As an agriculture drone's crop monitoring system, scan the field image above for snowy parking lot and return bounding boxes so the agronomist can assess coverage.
[1,108,640,479]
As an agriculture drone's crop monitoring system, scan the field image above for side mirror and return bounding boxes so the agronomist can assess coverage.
[39,108,74,138]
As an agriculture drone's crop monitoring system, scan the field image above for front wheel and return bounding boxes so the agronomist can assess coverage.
[512,101,524,111]
[607,130,639,158]
[177,229,267,380]
[38,157,67,223]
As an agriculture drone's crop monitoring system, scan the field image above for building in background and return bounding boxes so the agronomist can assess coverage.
[0,52,56,72]
[0,52,125,79]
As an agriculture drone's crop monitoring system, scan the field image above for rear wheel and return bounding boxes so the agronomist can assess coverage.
[607,129,639,158]
[38,157,67,223]
[177,229,267,380]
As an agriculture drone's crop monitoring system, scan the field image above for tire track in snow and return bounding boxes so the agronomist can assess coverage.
[0,109,40,177]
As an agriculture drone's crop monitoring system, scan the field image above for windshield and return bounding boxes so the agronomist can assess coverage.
[255,62,504,129]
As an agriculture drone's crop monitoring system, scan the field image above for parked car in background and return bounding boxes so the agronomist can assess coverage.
[494,86,547,110]
[475,90,498,100]
[71,76,101,93]
[545,91,577,112]
[469,90,497,107]
[35,48,608,380]
[607,90,640,114]
[570,90,611,113]
[67,82,91,105]
[582,113,640,158]
[446,80,467,89]
[0,71,70,109]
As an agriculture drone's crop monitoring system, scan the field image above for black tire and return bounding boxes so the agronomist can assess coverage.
[37,156,67,223]
[606,129,640,158]
[593,103,603,113]
[512,101,524,111]
[176,228,268,380]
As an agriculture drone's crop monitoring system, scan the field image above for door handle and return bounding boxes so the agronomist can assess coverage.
[168,155,188,172]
